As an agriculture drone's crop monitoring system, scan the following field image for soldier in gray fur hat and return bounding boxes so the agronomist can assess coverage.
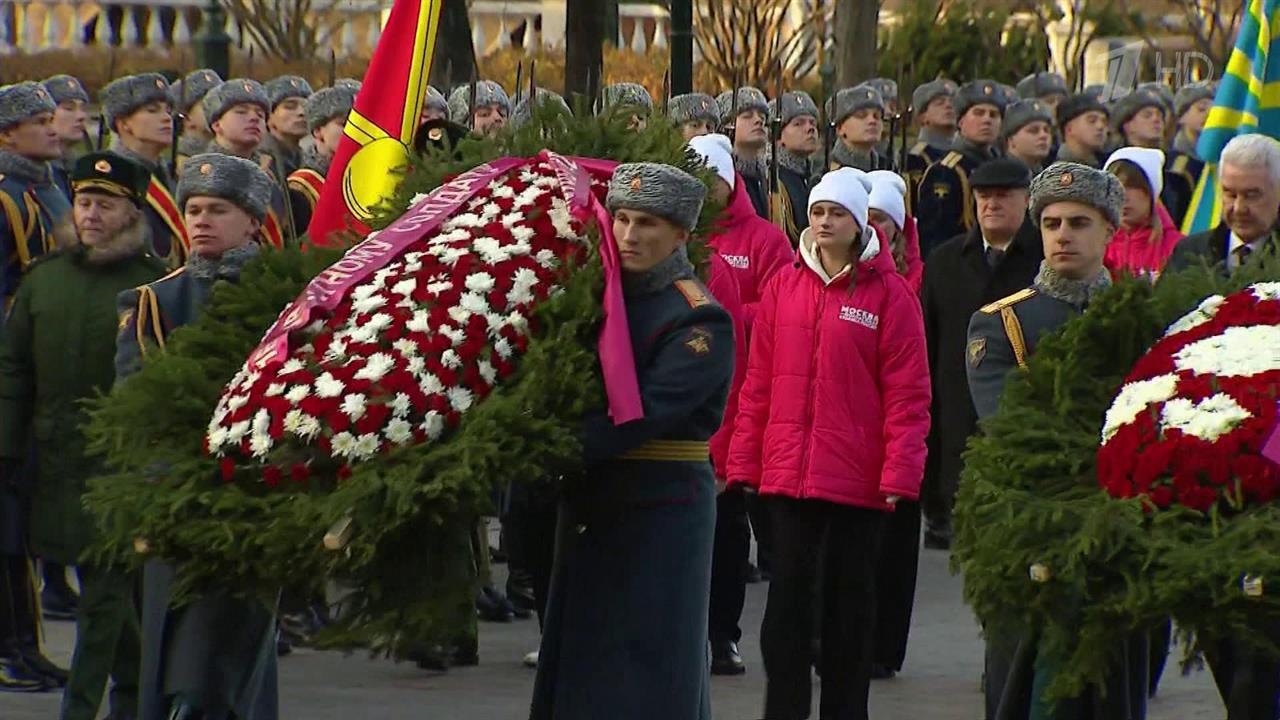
[668,92,719,140]
[100,73,172,135]
[42,75,90,198]
[171,69,223,166]
[423,85,448,122]
[511,87,571,128]
[0,80,69,693]
[1163,81,1218,224]
[531,161,731,718]
[288,85,358,232]
[448,81,510,137]
[966,160,1139,720]
[905,79,959,211]
[827,84,891,172]
[201,79,271,160]
[717,86,771,218]
[334,78,362,91]
[261,76,314,179]
[599,82,654,129]
[1015,71,1068,112]
[1111,87,1166,149]
[1002,99,1055,174]
[117,152,279,720]
[770,90,820,242]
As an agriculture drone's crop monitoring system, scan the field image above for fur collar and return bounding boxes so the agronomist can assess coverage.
[52,214,151,265]
[0,151,50,184]
[622,245,695,297]
[1033,260,1112,309]
[301,146,331,176]
[187,242,260,281]
[830,143,882,171]
[775,147,812,177]
[178,134,209,158]
[952,136,996,165]
[109,138,170,185]
[734,153,766,180]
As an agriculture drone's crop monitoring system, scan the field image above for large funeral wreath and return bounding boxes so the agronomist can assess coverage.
[82,106,718,652]
[954,252,1280,698]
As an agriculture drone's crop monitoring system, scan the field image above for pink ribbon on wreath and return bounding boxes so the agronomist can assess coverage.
[1262,405,1280,466]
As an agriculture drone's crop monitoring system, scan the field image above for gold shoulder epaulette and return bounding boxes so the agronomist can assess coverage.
[154,266,186,284]
[940,151,963,169]
[910,141,928,156]
[673,279,710,308]
[1171,154,1190,178]
[980,287,1037,314]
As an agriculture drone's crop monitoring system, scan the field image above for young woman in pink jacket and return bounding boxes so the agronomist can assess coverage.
[728,167,931,720]
[1102,147,1184,280]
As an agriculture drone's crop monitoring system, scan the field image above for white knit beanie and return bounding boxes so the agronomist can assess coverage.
[688,133,735,188]
[808,167,879,260]
[867,170,907,231]
[1104,146,1165,199]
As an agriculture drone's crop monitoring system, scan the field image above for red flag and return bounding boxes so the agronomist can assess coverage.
[307,0,444,245]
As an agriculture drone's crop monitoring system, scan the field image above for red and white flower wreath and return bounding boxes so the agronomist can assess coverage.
[205,157,603,485]
[1097,282,1280,511]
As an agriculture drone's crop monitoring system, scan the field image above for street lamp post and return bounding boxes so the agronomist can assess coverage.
[197,0,231,79]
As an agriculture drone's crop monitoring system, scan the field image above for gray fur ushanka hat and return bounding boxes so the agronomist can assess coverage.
[669,93,719,127]
[715,87,769,123]
[264,75,314,109]
[1029,161,1125,227]
[305,86,357,132]
[770,91,819,125]
[178,153,275,221]
[606,163,707,231]
[201,79,270,128]
[447,81,511,125]
[599,82,654,115]
[42,75,89,106]
[100,73,171,130]
[171,69,223,113]
[0,82,57,131]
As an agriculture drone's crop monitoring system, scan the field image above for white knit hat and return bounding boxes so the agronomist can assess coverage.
[809,167,873,230]
[688,133,735,188]
[1104,146,1165,198]
[867,170,907,231]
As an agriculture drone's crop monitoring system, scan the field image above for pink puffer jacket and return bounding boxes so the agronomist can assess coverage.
[706,175,795,332]
[706,252,747,478]
[1104,202,1184,281]
[727,228,931,510]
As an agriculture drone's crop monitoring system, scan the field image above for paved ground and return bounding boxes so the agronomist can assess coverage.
[7,548,1223,719]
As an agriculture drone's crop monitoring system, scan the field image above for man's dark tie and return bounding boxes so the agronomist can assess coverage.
[1234,243,1254,268]
[986,246,1005,269]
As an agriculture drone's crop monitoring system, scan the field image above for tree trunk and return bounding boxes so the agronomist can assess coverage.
[429,0,476,91]
[834,0,879,87]
[565,0,605,100]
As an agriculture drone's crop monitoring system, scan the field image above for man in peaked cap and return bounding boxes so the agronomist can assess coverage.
[0,80,71,694]
[41,75,89,200]
[669,92,719,140]
[448,80,510,137]
[287,85,356,235]
[599,82,654,129]
[905,78,958,215]
[531,161,732,720]
[770,90,821,244]
[967,162,1150,720]
[717,86,771,219]
[262,75,314,179]
[1162,81,1216,226]
[117,153,280,720]
[101,73,189,269]
[170,69,223,170]
[422,85,448,123]
[916,79,1006,257]
[1112,87,1166,149]
[1002,99,1055,174]
[0,150,163,716]
[1056,92,1110,168]
[827,84,892,173]
[1016,71,1068,113]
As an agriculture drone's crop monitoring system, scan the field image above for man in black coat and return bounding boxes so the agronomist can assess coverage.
[919,158,1044,549]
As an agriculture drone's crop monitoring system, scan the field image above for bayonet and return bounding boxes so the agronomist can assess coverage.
[468,68,478,131]
[769,62,783,224]
[727,69,741,142]
[661,69,670,118]
[97,48,118,149]
[329,50,337,88]
[514,61,523,110]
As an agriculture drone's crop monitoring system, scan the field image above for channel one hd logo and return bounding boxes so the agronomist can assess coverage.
[1101,40,1216,102]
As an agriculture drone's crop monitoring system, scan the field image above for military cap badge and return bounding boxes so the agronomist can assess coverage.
[94,159,112,173]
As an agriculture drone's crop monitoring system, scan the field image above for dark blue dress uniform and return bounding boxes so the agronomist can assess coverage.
[904,140,948,216]
[1161,138,1204,230]
[530,248,734,720]
[114,244,278,720]
[915,139,998,259]
[0,151,70,307]
[107,143,189,269]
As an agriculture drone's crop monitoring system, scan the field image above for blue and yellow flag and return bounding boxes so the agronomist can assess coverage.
[1183,0,1280,234]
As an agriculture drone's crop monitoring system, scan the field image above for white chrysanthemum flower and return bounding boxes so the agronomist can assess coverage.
[295,414,321,441]
[285,385,310,404]
[226,420,251,444]
[355,353,396,383]
[404,252,424,263]
[315,372,345,398]
[348,324,378,344]
[352,284,380,302]
[341,393,368,420]
[511,225,536,244]
[440,324,467,346]
[508,267,540,307]
[408,356,426,375]
[410,192,430,206]
[492,184,517,199]
[507,241,532,257]
[208,427,229,453]
[1161,394,1252,441]
[392,339,419,357]
[390,393,412,418]
[549,203,576,238]
[1174,325,1280,377]
[385,418,414,445]
[352,293,387,316]
[466,272,496,293]
[420,411,445,440]
[1165,294,1226,337]
[532,175,557,188]
[227,395,249,413]
[474,237,510,264]
[477,359,498,385]
[495,337,513,360]
[252,409,271,436]
[460,292,489,315]
[303,319,326,336]
[513,187,543,209]
[245,370,262,388]
[447,306,471,324]
[449,213,484,228]
[447,387,474,412]
[332,432,357,458]
[485,312,506,336]
[508,311,529,334]
[366,313,393,333]
[420,372,444,395]
[353,433,381,460]
[324,339,348,362]
[283,409,306,434]
[441,247,469,266]
[441,349,463,369]
[249,432,272,458]
[1100,374,1179,442]
[480,202,501,219]
[500,211,526,228]
[407,310,431,333]
[535,249,559,270]
[427,279,453,295]
[391,278,417,298]
[279,358,305,375]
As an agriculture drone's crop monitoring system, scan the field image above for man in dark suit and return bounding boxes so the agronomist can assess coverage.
[919,158,1044,549]
[1166,132,1280,277]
